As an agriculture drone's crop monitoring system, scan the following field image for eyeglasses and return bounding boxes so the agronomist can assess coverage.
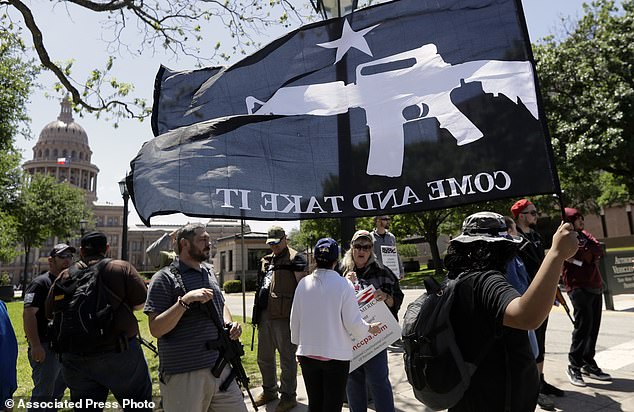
[353,244,372,251]
[380,218,391,221]
[521,211,539,216]
[55,253,73,259]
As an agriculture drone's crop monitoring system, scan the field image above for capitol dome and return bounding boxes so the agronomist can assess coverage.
[23,97,99,202]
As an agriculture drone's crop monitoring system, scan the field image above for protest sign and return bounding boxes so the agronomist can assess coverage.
[350,285,402,372]
[381,245,401,278]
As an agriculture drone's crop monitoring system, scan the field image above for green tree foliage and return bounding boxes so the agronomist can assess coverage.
[288,217,374,251]
[397,210,453,275]
[13,174,92,289]
[0,22,37,149]
[0,24,37,261]
[534,0,634,197]
[0,211,18,263]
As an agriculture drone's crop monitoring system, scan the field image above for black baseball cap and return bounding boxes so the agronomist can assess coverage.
[80,231,108,253]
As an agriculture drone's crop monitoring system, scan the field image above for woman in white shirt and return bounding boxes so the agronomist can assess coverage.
[290,238,381,412]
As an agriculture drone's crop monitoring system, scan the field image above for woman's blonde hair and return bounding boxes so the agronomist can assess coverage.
[341,245,377,274]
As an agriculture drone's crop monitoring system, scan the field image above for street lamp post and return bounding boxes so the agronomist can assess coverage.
[311,0,358,253]
[311,0,358,19]
[79,219,88,236]
[118,177,130,261]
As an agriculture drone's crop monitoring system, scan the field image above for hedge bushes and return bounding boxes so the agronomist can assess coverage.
[223,279,258,293]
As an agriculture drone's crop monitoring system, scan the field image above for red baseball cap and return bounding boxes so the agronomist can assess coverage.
[510,199,533,218]
[564,207,583,223]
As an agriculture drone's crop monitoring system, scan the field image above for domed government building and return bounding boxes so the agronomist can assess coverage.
[1,98,274,288]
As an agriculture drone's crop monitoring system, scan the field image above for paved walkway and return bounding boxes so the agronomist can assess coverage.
[227,291,634,412]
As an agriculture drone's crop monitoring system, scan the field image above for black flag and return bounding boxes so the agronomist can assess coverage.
[130,0,558,225]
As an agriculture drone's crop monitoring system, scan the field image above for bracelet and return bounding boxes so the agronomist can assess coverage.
[177,296,190,310]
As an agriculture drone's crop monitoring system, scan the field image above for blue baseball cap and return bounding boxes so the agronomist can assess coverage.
[314,238,339,263]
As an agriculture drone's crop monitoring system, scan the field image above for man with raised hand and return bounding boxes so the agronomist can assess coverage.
[146,223,247,412]
[446,212,578,412]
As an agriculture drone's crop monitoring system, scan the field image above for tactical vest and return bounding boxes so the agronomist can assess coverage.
[260,247,300,320]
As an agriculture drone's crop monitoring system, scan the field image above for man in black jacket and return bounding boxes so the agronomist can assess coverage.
[512,199,564,410]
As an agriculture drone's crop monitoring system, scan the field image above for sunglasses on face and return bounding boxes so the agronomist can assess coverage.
[353,244,372,251]
[55,253,73,259]
[521,211,539,216]
[380,218,390,221]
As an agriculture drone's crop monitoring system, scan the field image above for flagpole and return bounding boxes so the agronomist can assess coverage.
[240,218,247,322]
[314,0,358,252]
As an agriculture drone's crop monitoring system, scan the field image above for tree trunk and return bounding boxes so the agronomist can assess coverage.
[22,245,31,293]
[427,230,444,276]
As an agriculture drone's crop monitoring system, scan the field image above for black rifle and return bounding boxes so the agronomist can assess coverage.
[138,336,158,357]
[251,265,268,351]
[199,302,258,411]
[170,265,258,411]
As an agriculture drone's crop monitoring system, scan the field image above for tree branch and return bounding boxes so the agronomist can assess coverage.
[8,0,148,119]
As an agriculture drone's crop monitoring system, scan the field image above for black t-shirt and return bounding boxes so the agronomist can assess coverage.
[449,271,539,412]
[24,272,57,342]
[516,228,545,281]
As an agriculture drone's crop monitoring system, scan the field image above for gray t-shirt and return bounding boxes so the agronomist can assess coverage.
[144,258,224,375]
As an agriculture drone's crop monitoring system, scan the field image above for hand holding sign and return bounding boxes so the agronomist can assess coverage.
[368,322,382,335]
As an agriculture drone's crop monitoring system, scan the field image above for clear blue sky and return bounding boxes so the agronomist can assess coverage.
[15,0,588,233]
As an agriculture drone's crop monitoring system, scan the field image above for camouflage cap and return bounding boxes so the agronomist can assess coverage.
[452,212,522,244]
[266,226,286,245]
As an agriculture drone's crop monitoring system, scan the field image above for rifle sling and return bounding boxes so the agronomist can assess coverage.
[169,265,235,385]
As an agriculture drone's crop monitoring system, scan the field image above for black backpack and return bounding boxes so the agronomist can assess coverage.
[402,271,497,411]
[49,259,118,353]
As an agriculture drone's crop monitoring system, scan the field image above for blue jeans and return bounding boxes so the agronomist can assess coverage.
[28,344,66,411]
[346,349,395,412]
[61,338,152,411]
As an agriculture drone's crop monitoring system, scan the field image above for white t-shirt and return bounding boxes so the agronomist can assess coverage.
[290,268,369,360]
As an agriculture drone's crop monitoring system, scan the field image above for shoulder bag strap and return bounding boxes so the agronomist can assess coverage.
[169,264,226,333]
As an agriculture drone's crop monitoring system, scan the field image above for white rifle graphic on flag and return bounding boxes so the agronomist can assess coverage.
[246,22,538,178]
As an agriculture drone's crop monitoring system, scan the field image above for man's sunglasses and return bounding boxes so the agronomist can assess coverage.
[353,244,372,251]
[55,253,74,259]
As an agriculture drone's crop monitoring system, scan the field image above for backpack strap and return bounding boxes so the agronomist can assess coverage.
[88,258,140,350]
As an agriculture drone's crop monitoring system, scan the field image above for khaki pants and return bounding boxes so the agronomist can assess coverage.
[159,365,248,412]
[257,310,298,399]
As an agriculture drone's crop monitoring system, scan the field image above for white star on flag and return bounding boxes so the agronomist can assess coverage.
[317,20,379,63]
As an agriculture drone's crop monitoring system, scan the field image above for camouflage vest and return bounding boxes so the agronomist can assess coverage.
[260,247,300,320]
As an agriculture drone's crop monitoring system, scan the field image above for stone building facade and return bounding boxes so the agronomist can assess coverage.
[0,98,245,285]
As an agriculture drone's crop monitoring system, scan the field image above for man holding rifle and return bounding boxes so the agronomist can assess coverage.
[145,223,250,411]
[562,208,612,387]
[253,226,307,411]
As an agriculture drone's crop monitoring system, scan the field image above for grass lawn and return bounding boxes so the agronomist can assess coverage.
[5,301,261,400]
[400,266,444,288]
[606,246,634,252]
